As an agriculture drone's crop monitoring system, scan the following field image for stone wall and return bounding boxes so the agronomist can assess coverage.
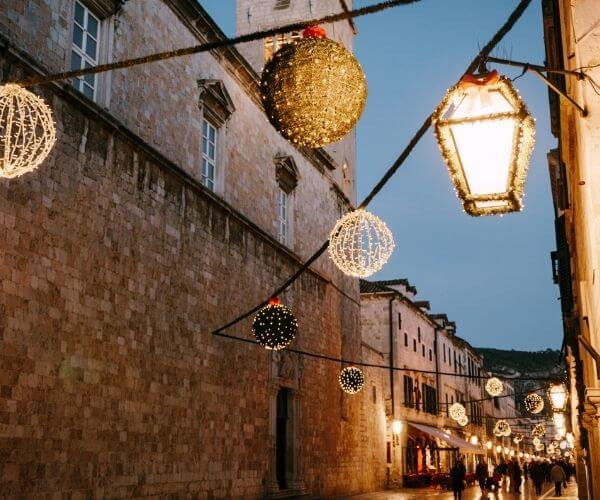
[0,0,384,497]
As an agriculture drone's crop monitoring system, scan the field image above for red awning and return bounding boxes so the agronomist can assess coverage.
[409,422,484,454]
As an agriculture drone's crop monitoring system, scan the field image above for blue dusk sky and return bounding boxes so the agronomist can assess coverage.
[200,1,562,351]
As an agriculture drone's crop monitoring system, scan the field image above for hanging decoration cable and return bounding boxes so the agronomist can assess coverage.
[14,0,424,88]
[212,0,534,337]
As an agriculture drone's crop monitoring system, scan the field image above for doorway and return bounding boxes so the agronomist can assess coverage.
[276,388,291,489]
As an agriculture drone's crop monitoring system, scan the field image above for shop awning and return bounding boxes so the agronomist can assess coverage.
[408,422,484,454]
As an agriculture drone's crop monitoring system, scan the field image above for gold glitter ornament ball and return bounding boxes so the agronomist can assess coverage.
[261,28,367,148]
[339,366,365,394]
[0,84,56,178]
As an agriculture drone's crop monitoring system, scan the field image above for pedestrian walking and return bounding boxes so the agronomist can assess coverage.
[475,458,488,492]
[531,461,545,495]
[450,457,467,500]
[512,459,522,493]
[551,462,567,497]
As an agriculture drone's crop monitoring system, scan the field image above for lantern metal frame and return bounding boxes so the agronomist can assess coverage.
[548,382,568,412]
[433,73,535,216]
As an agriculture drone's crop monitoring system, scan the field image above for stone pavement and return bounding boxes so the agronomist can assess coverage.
[338,478,579,499]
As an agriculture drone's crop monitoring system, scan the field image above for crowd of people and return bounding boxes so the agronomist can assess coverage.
[449,455,575,499]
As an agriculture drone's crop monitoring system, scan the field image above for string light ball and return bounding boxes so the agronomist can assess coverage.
[494,419,511,437]
[524,393,544,414]
[252,297,298,350]
[485,377,504,397]
[261,25,367,148]
[328,209,395,278]
[339,366,365,394]
[532,424,546,438]
[0,84,56,178]
[513,433,523,444]
[449,402,466,421]
[457,414,469,427]
[532,436,541,447]
[535,442,545,452]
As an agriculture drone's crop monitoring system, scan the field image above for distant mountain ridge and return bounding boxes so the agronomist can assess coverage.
[474,347,564,378]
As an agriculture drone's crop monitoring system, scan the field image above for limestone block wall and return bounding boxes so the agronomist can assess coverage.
[0,0,385,497]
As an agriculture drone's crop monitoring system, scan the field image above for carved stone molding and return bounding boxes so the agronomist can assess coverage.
[197,79,235,126]
[581,387,600,429]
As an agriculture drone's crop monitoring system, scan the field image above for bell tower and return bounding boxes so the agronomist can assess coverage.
[236,0,358,204]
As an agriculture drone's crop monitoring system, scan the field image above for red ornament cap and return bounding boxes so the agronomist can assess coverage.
[268,296,281,306]
[303,25,328,39]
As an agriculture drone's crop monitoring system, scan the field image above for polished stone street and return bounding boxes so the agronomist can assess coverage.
[340,478,579,499]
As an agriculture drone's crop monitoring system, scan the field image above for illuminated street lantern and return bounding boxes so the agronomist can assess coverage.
[495,445,502,453]
[433,71,535,216]
[548,382,568,412]
[392,420,403,435]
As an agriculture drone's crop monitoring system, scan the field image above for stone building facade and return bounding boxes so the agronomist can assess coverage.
[360,279,521,485]
[0,0,385,497]
[543,0,600,498]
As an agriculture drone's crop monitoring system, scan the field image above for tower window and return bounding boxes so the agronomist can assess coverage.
[264,32,301,63]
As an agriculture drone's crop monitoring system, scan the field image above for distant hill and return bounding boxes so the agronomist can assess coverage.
[475,347,564,378]
[474,347,565,412]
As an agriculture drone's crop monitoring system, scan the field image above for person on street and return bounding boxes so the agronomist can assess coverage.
[475,458,488,492]
[551,461,567,497]
[530,460,545,495]
[510,459,522,493]
[450,457,467,500]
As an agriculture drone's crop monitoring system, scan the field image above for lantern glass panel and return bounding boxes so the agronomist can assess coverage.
[448,90,516,197]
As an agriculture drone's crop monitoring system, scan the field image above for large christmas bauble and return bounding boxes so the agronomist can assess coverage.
[252,298,298,350]
[339,366,365,394]
[261,28,367,148]
[524,393,544,414]
[494,419,511,437]
[328,209,394,278]
[485,377,504,397]
[532,423,546,438]
[0,84,56,178]
[449,402,466,421]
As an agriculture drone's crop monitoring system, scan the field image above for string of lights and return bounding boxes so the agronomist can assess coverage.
[15,0,423,88]
[213,331,558,382]
[212,0,534,336]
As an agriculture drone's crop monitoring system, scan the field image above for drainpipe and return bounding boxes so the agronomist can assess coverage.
[434,327,441,416]
[389,296,396,418]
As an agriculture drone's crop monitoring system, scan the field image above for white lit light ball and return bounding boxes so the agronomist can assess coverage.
[449,402,466,421]
[0,84,56,178]
[328,209,394,278]
[486,377,504,397]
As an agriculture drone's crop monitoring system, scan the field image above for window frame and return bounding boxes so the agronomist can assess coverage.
[277,187,290,245]
[68,0,114,105]
[201,118,218,191]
